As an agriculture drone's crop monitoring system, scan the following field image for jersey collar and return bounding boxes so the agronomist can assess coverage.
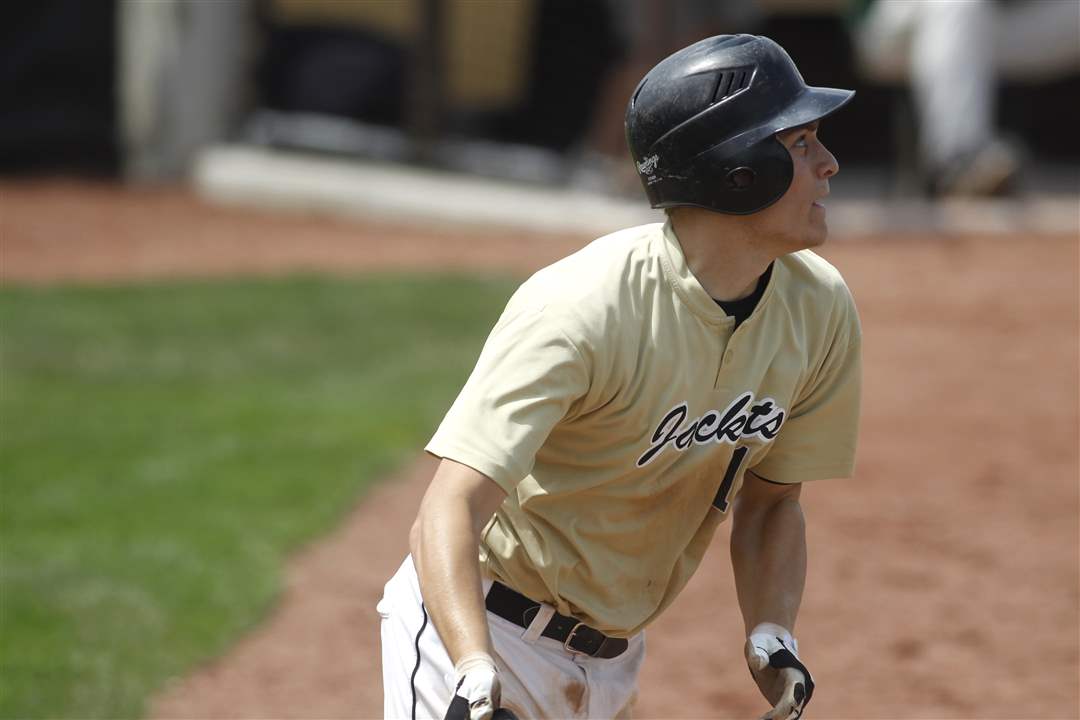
[658,219,778,326]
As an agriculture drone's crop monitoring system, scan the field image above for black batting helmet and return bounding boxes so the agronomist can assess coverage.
[625,35,855,215]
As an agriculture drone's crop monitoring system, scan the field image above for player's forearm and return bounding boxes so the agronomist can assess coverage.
[730,495,807,635]
[411,482,496,664]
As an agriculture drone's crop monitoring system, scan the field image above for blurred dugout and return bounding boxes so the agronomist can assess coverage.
[122,0,596,182]
[119,0,760,185]
[4,0,1078,199]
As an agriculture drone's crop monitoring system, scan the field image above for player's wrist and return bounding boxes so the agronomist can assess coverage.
[446,652,501,720]
[454,651,498,680]
[748,622,796,651]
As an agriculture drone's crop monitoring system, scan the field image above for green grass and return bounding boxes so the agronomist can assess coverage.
[0,273,517,719]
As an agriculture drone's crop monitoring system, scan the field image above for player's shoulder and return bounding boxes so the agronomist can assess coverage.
[777,249,855,307]
[513,222,662,308]
[538,222,660,278]
[773,250,860,345]
[496,222,661,347]
[772,250,858,337]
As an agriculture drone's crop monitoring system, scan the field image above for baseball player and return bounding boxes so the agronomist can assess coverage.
[379,34,861,720]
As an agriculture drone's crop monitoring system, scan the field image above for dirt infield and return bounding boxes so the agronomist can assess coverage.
[4,181,1078,718]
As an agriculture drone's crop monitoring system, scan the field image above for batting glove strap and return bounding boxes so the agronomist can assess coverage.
[765,643,815,707]
[444,653,500,720]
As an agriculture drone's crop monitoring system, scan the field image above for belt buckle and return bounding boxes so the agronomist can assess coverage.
[563,621,587,654]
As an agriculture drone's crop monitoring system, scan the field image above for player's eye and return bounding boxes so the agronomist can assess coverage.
[794,135,809,149]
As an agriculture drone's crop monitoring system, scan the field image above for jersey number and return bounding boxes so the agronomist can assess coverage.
[712,446,749,513]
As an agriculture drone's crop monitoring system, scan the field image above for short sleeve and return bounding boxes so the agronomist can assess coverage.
[426,305,590,492]
[751,288,862,483]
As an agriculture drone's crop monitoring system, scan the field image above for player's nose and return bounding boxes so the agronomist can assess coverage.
[817,142,839,179]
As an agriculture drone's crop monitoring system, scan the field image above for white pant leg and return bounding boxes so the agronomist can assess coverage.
[575,638,647,719]
[378,556,645,719]
[855,0,996,165]
[910,0,996,165]
[379,557,455,719]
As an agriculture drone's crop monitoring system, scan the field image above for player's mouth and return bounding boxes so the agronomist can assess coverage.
[811,192,829,212]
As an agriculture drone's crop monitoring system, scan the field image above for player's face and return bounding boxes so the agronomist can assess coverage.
[750,122,839,252]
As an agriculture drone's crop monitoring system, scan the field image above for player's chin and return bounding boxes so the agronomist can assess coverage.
[790,227,827,252]
[804,217,829,248]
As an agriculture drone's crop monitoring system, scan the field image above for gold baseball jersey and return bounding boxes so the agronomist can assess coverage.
[426,220,861,636]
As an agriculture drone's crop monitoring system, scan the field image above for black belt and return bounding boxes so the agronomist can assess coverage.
[485,581,629,659]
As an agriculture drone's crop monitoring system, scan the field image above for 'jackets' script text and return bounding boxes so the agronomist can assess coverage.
[636,392,786,467]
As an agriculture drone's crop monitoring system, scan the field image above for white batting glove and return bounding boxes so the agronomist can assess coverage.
[444,652,501,720]
[745,623,814,720]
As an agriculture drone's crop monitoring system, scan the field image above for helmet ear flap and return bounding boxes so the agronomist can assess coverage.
[692,136,793,214]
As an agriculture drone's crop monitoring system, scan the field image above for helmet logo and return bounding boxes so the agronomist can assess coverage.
[636,154,660,177]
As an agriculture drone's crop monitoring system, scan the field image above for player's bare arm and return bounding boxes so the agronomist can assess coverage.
[731,471,805,633]
[731,470,813,720]
[411,458,507,718]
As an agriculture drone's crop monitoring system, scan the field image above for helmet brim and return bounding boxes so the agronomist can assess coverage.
[770,86,855,134]
[699,86,855,162]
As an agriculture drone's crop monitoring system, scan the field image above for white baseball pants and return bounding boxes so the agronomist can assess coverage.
[378,556,645,719]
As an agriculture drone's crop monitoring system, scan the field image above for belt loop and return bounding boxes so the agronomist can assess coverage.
[521,604,556,643]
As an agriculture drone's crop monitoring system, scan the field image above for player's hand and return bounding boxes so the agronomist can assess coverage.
[443,652,501,720]
[744,623,814,720]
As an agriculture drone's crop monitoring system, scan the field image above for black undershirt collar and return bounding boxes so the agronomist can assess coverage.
[714,263,773,329]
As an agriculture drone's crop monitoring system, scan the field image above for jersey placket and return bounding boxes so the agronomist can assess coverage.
[713,320,738,389]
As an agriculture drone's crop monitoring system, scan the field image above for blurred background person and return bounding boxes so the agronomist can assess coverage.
[850,0,1080,197]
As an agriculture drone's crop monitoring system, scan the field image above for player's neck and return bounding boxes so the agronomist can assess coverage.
[669,209,776,302]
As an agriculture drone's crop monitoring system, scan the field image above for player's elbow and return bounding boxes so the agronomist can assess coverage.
[408,514,423,561]
[409,459,507,565]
